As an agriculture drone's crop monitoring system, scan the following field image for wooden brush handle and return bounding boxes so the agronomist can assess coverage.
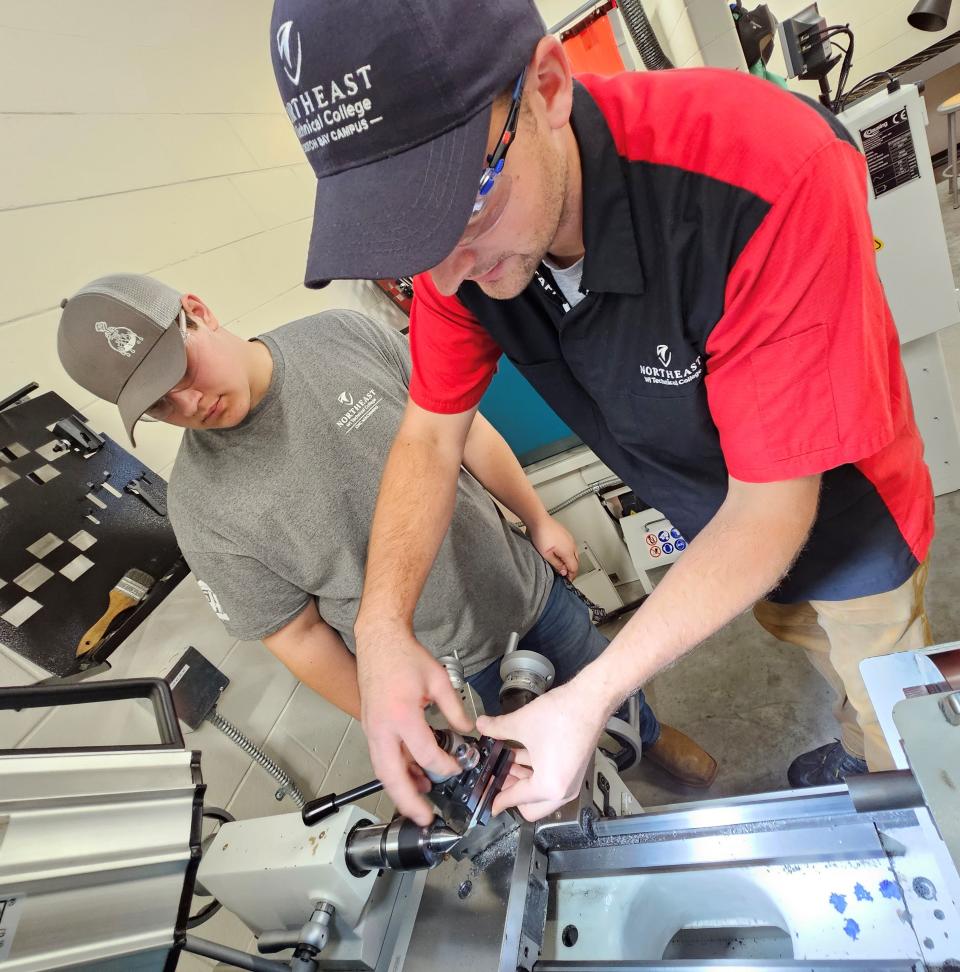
[76,589,139,656]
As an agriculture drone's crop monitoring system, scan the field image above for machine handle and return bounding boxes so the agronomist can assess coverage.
[301,778,385,826]
[0,677,184,750]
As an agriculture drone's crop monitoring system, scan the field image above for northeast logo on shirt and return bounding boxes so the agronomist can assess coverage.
[197,579,229,621]
[640,345,703,387]
[336,387,383,433]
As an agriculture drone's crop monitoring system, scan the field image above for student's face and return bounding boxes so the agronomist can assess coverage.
[428,38,574,300]
[144,301,253,431]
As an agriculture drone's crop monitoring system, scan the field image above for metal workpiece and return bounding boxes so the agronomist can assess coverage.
[438,650,480,724]
[426,727,481,783]
[345,816,461,874]
[499,644,556,713]
[430,734,516,839]
[845,768,925,813]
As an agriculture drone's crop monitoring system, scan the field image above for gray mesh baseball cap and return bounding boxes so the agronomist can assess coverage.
[57,273,187,447]
[269,0,546,287]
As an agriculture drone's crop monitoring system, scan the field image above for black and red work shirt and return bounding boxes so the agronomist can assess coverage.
[408,69,934,602]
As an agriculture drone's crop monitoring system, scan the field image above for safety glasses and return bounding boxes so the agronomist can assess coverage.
[458,69,526,246]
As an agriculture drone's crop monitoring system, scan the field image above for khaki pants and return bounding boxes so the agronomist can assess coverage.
[753,560,932,771]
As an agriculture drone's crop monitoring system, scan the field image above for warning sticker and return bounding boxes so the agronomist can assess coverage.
[0,892,25,961]
[860,108,920,198]
[874,237,883,251]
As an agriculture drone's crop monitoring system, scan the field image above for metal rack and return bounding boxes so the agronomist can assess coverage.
[0,388,187,679]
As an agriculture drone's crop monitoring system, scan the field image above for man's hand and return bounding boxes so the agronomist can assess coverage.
[527,515,579,578]
[476,678,612,821]
[357,626,474,826]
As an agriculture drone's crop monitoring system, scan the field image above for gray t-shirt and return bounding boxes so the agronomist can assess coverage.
[168,310,552,675]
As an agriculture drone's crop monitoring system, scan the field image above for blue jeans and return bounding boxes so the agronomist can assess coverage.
[467,575,661,746]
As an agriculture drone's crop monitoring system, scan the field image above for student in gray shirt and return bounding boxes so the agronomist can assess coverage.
[56,272,717,787]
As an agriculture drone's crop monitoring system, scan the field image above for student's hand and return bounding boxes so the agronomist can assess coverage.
[476,677,612,821]
[356,625,474,826]
[528,515,580,579]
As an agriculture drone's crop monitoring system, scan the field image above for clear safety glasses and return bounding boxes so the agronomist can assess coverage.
[458,69,526,246]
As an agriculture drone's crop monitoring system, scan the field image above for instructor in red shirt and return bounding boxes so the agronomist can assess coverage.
[270,0,934,824]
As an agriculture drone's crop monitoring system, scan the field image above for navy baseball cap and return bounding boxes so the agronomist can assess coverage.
[269,0,546,287]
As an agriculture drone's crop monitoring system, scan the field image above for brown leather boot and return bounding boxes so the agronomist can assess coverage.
[643,724,718,787]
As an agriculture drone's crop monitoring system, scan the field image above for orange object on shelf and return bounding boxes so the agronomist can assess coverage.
[561,5,627,76]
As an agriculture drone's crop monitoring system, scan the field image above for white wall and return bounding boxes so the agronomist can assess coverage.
[0,0,403,478]
[0,4,402,966]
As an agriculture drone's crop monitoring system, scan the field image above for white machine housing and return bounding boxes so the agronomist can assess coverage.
[839,82,960,496]
[198,803,379,936]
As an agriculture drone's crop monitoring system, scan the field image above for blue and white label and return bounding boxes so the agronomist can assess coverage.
[675,538,687,551]
[657,530,669,543]
[662,542,674,555]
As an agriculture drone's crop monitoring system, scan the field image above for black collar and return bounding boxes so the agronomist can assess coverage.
[568,80,645,296]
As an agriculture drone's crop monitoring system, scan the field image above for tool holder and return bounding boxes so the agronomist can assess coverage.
[0,389,188,678]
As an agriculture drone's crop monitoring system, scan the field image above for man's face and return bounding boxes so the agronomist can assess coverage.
[146,313,254,432]
[428,91,569,300]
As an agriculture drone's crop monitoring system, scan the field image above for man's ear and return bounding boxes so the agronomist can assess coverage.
[181,294,220,331]
[529,35,573,133]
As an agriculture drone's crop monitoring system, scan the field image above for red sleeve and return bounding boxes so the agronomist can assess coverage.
[408,273,502,414]
[705,139,899,483]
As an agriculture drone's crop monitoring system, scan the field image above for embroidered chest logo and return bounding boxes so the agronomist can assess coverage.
[197,580,229,621]
[640,345,703,388]
[95,321,142,358]
[336,387,383,434]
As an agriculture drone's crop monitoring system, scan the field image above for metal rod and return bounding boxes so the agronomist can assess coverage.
[184,935,290,972]
[547,820,884,878]
[302,777,384,826]
[535,787,855,848]
[0,381,39,414]
[845,769,924,812]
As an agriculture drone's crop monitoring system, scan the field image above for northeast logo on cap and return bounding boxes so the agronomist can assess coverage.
[95,320,143,358]
[276,20,302,85]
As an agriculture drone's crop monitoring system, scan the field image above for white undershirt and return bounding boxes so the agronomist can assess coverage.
[542,255,586,311]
